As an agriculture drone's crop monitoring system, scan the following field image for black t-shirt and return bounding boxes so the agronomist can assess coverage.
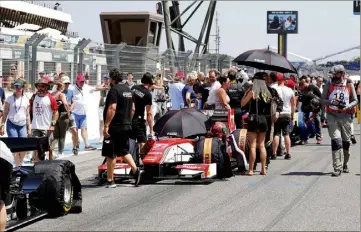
[300,84,321,112]
[200,83,211,105]
[193,82,202,94]
[103,83,133,129]
[131,85,152,120]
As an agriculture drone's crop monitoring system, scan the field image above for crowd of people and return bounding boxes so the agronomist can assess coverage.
[0,63,360,229]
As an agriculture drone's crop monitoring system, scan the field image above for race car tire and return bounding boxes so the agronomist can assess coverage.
[29,160,81,217]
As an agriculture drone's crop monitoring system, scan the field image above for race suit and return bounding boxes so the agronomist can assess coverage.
[321,79,358,172]
[226,80,245,129]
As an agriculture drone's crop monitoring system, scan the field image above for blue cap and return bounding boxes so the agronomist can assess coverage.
[103,74,109,79]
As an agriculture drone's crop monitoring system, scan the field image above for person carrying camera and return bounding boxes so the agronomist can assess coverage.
[298,76,322,145]
[320,65,358,177]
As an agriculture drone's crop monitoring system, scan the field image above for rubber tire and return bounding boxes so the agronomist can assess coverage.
[46,172,73,217]
[31,161,74,217]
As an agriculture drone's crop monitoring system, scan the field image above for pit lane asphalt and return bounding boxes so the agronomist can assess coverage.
[18,124,360,231]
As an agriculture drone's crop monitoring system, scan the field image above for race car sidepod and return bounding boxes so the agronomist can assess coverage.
[175,137,226,180]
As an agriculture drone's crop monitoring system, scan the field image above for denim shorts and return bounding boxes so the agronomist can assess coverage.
[6,120,27,138]
[73,113,87,129]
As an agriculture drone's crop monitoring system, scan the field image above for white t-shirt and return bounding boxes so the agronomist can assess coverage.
[30,94,58,130]
[71,84,95,115]
[206,81,221,105]
[270,83,278,89]
[276,85,295,115]
[6,95,30,126]
[0,141,14,165]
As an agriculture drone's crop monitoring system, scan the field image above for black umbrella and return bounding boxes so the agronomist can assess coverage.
[154,108,210,138]
[233,48,298,74]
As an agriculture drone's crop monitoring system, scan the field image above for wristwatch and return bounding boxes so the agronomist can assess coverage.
[51,120,57,126]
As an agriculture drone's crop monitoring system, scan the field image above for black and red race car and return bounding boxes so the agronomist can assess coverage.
[98,109,250,182]
[0,137,82,231]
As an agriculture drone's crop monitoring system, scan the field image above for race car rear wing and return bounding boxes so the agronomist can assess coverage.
[0,136,49,160]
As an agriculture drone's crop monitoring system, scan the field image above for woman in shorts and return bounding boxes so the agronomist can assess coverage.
[241,72,272,176]
[0,78,31,167]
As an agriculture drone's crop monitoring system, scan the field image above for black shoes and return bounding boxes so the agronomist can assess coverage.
[284,154,291,160]
[106,180,116,188]
[351,135,357,144]
[133,169,144,187]
[343,165,350,173]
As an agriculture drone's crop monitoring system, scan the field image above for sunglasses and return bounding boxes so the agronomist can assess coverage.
[79,81,85,84]
[14,85,23,89]
[37,85,46,88]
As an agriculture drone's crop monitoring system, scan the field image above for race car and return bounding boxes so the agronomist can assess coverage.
[0,137,82,231]
[98,109,249,182]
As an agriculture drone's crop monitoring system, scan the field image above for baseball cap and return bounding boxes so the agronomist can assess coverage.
[331,65,345,73]
[276,73,284,81]
[103,74,109,79]
[14,78,26,88]
[76,75,85,82]
[175,72,184,79]
[61,76,71,84]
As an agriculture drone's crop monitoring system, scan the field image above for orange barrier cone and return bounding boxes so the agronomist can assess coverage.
[357,105,360,124]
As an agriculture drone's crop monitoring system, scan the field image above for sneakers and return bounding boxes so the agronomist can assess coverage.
[133,168,144,187]
[284,153,291,160]
[271,155,277,160]
[316,138,322,144]
[73,148,78,156]
[106,180,116,188]
[343,165,350,173]
[85,146,96,151]
[351,135,357,144]
[331,170,342,177]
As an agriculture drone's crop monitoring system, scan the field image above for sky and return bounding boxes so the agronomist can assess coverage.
[53,1,360,63]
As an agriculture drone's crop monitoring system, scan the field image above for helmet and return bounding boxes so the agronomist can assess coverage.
[211,122,228,138]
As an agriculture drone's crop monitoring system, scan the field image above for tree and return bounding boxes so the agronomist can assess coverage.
[354,57,360,62]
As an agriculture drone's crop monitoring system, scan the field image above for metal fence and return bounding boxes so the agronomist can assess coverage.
[0,32,234,86]
[294,61,360,77]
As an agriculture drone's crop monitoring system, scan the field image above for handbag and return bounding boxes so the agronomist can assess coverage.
[247,98,260,124]
[102,138,114,157]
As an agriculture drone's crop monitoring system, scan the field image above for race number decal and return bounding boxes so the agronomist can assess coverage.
[328,82,350,110]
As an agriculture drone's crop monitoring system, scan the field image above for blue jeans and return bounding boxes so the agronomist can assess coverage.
[6,120,27,138]
[299,112,321,141]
